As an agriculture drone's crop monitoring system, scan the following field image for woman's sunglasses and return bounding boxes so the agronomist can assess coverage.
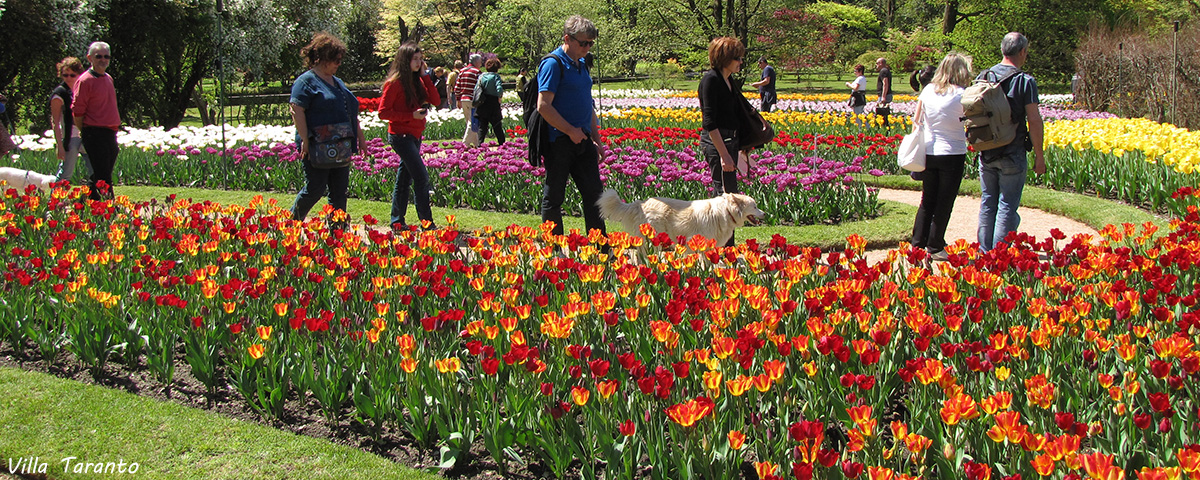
[62,73,78,78]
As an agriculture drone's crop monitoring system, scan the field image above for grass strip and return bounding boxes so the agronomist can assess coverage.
[0,366,436,480]
[858,174,1171,231]
[117,186,917,250]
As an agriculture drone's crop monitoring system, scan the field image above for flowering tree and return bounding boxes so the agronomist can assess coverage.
[756,8,839,70]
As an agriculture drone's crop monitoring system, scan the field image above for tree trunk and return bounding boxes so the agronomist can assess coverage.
[942,0,959,35]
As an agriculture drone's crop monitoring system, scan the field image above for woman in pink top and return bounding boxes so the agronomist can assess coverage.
[72,41,121,200]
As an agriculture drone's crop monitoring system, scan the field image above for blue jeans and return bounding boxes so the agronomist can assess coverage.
[541,135,606,237]
[977,150,1027,252]
[56,137,92,182]
[291,156,350,222]
[388,134,433,227]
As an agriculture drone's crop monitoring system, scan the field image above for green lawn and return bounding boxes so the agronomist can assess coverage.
[0,367,437,480]
[117,185,917,251]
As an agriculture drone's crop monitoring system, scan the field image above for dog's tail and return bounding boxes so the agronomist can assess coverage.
[596,189,640,223]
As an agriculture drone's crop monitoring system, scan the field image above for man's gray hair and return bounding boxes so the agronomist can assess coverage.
[1001,32,1028,58]
[88,41,111,56]
[468,53,483,66]
[564,15,598,39]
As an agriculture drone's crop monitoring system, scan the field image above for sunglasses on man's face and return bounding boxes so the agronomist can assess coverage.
[571,36,595,48]
[93,54,112,59]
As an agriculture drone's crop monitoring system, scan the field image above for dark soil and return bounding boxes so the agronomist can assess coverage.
[0,343,563,480]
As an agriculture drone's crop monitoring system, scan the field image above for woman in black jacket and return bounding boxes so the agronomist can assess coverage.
[698,36,752,199]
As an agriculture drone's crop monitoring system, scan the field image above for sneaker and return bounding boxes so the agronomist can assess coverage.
[928,250,950,262]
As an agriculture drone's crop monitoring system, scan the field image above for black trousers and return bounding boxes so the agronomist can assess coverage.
[80,126,118,200]
[701,136,741,246]
[911,153,966,253]
[540,135,606,237]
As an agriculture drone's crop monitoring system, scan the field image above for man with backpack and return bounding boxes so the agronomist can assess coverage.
[535,15,607,241]
[974,32,1045,253]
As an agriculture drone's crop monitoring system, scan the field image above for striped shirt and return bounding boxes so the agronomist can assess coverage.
[453,66,480,101]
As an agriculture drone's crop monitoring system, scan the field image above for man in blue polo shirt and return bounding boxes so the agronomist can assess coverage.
[536,15,607,239]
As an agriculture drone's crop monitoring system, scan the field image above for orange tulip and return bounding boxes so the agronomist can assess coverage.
[247,343,265,360]
[726,375,753,396]
[665,396,714,427]
[868,466,896,480]
[597,379,619,400]
[256,325,273,341]
[755,462,778,479]
[848,405,876,437]
[702,370,723,396]
[986,411,1026,443]
[752,374,773,392]
[728,430,746,450]
[1136,467,1180,480]
[940,393,981,425]
[763,359,786,381]
[1031,454,1055,476]
[571,386,590,406]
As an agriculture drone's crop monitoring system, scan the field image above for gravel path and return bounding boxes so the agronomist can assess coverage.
[863,188,1099,264]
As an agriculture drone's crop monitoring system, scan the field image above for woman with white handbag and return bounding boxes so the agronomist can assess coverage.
[908,53,973,261]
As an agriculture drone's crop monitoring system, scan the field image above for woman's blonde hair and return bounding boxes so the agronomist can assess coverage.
[931,53,973,95]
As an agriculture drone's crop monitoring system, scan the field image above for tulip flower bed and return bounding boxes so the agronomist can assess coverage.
[12,113,887,226]
[11,87,1197,218]
[4,184,1200,480]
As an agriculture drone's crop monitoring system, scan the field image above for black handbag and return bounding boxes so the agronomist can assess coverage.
[738,98,775,150]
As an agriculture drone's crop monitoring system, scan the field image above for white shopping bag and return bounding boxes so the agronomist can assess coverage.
[897,123,926,172]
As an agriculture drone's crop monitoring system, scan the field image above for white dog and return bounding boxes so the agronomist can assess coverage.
[597,189,765,246]
[0,167,55,193]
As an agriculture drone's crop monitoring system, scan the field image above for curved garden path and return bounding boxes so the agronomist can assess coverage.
[863,188,1099,264]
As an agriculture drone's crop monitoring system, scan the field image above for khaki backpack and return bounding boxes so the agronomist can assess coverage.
[960,69,1022,152]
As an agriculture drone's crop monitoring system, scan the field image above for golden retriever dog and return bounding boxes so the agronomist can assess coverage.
[597,189,765,246]
[0,167,55,193]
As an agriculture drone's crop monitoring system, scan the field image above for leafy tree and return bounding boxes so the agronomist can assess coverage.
[219,0,294,83]
[381,0,499,64]
[472,0,564,69]
[0,0,70,132]
[99,0,216,128]
[808,2,884,70]
[338,0,386,82]
[269,0,348,83]
[757,8,839,70]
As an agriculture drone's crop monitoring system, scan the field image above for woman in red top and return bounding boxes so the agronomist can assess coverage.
[379,42,440,230]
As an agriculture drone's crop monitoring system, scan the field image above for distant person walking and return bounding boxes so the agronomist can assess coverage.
[379,42,440,230]
[536,15,607,238]
[445,61,463,110]
[51,57,90,183]
[474,58,506,146]
[909,53,972,261]
[72,41,121,200]
[751,57,777,112]
[846,64,868,126]
[433,66,449,109]
[977,32,1044,253]
[454,54,483,146]
[874,57,892,126]
[287,32,367,228]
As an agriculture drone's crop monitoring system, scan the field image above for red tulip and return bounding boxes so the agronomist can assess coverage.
[619,420,635,436]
